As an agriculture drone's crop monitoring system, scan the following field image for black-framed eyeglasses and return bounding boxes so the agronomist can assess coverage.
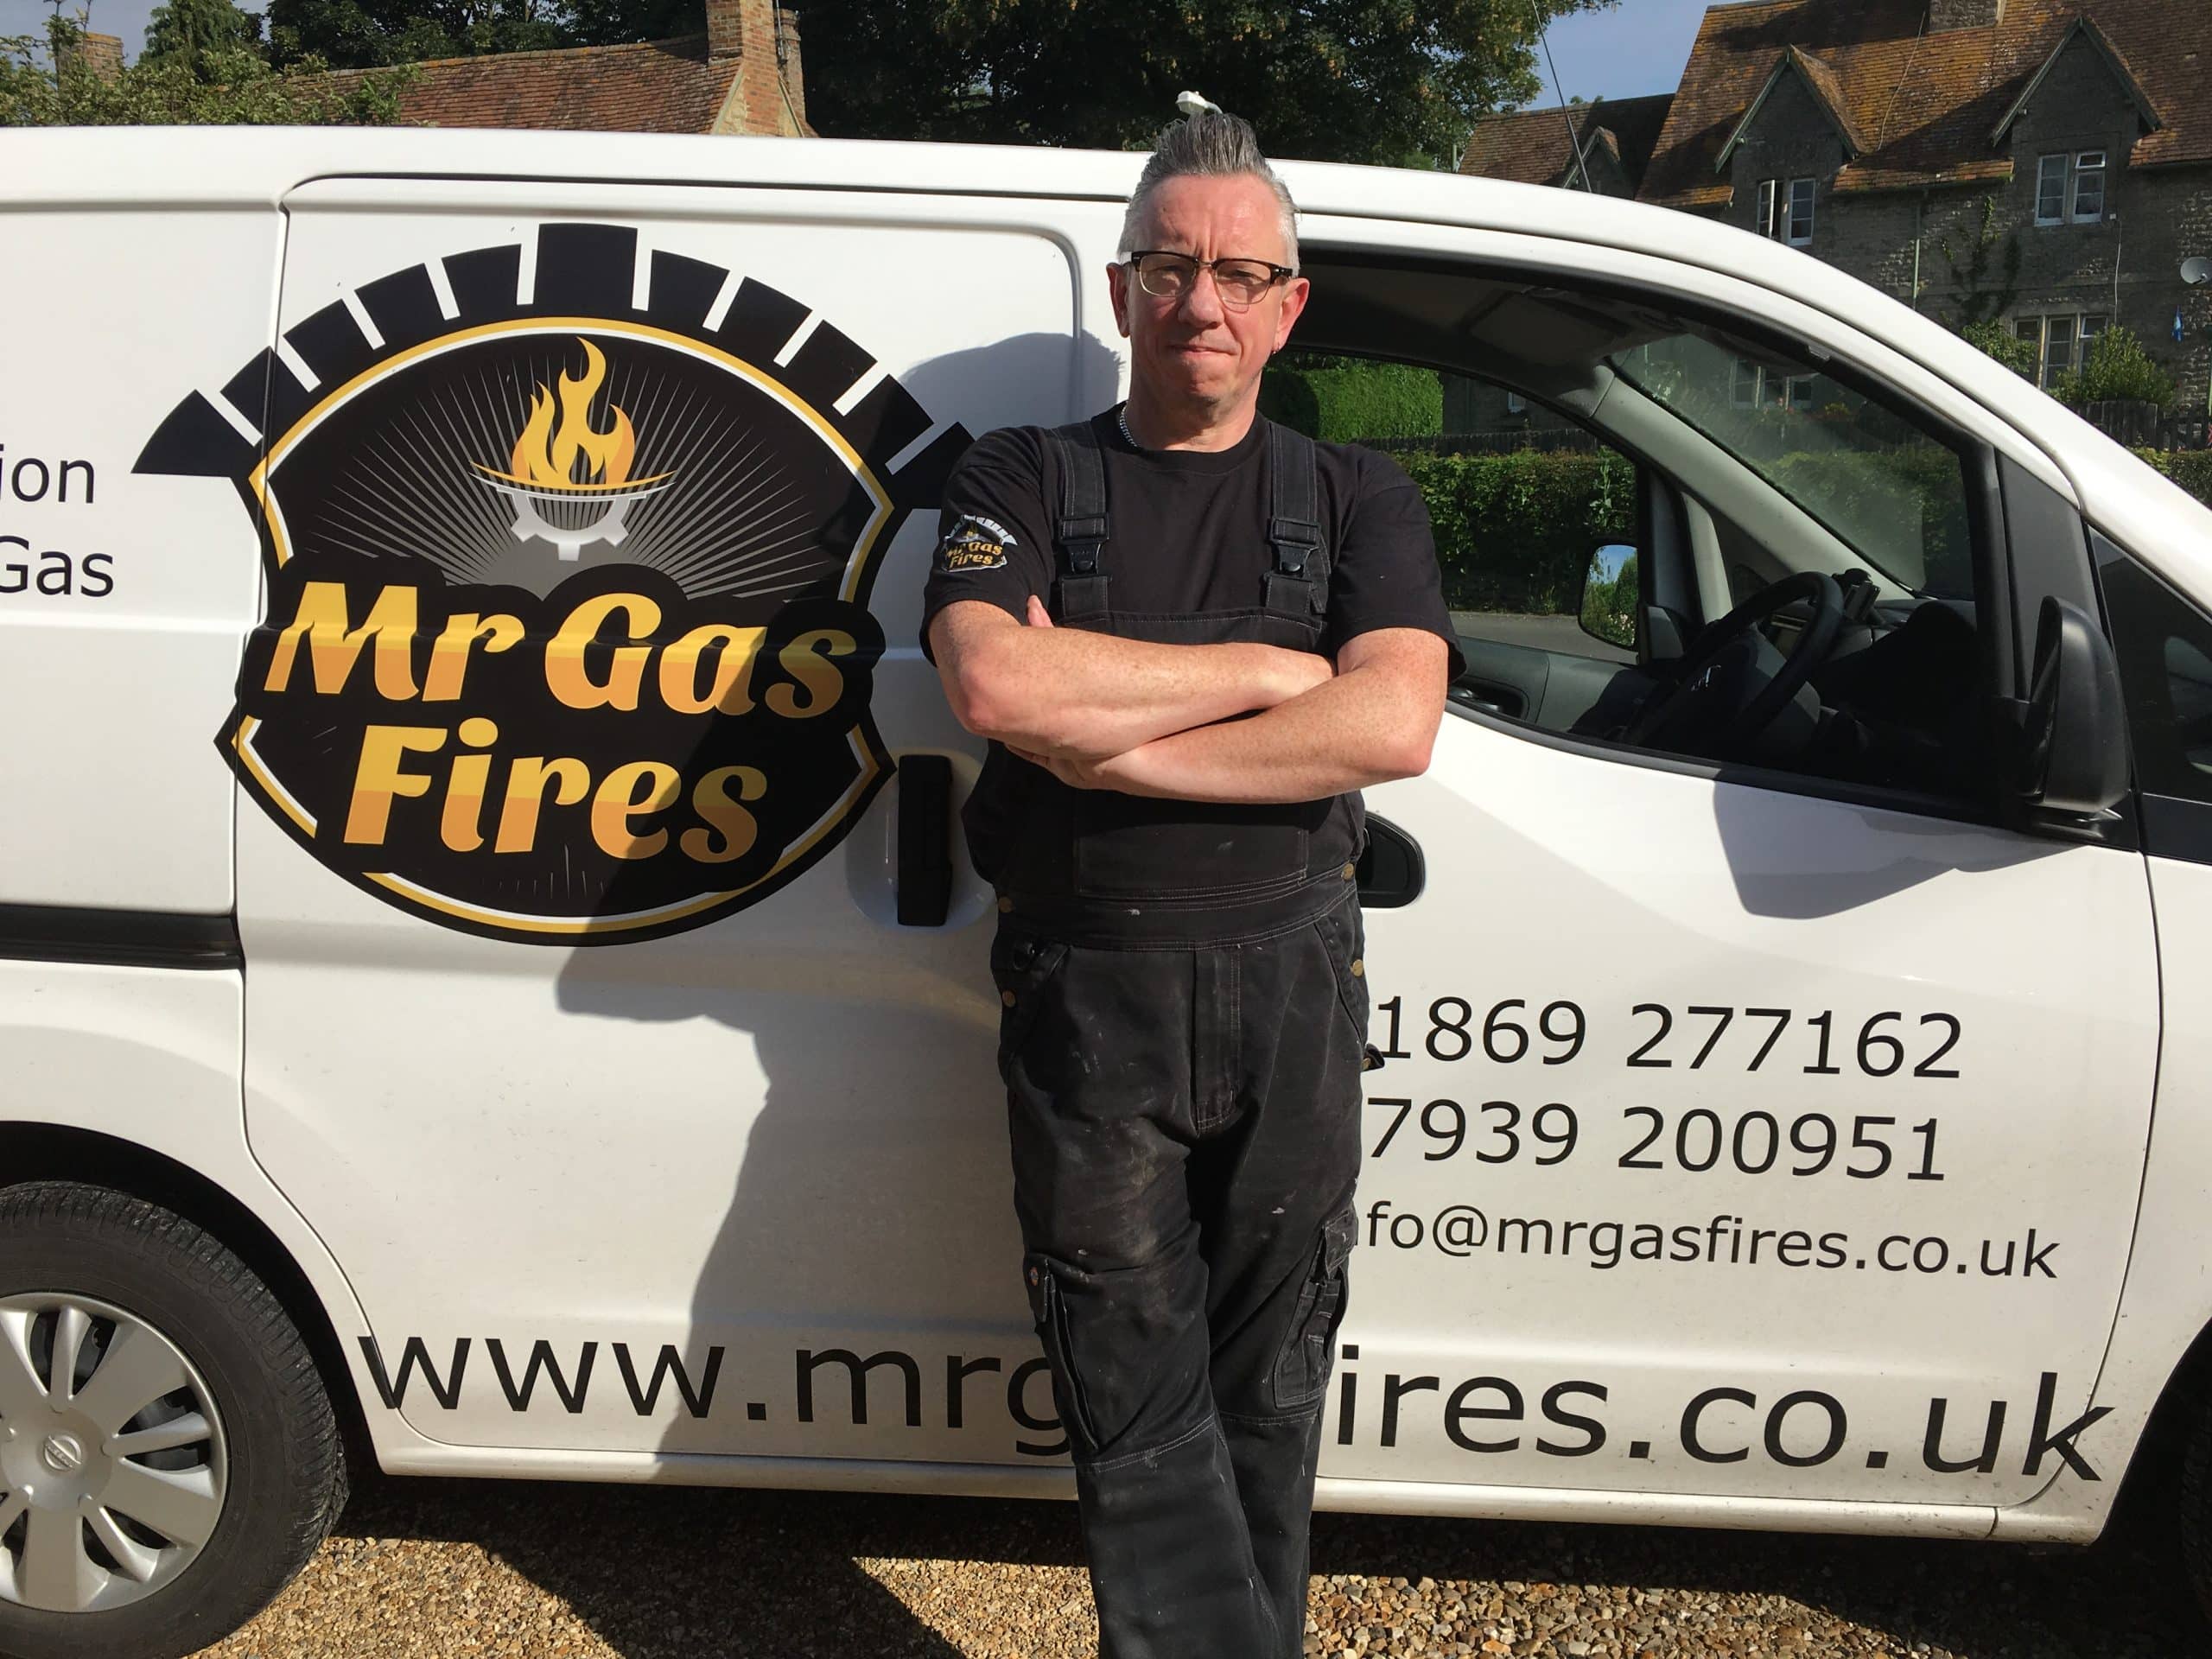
[1125,250,1295,309]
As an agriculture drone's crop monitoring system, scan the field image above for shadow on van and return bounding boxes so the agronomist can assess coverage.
[544,327,1122,1648]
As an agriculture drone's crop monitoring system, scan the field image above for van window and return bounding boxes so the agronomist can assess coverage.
[1610,330,1974,601]
[1259,355,1637,669]
[2099,540,2212,804]
[1266,346,1991,808]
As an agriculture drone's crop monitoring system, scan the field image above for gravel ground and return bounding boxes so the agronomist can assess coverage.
[192,1472,2210,1659]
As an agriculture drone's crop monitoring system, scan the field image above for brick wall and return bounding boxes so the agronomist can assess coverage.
[707,0,807,137]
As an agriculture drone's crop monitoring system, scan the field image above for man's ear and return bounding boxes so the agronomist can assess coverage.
[1272,276,1311,353]
[1108,261,1134,340]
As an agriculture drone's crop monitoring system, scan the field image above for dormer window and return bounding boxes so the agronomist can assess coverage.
[2037,151,2107,226]
[1757,177,1816,247]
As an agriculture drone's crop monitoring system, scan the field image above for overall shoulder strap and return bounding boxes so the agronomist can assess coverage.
[1043,419,1110,621]
[1263,421,1329,621]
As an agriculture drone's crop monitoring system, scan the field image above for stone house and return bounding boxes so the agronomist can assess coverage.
[308,0,810,137]
[1458,0,2212,425]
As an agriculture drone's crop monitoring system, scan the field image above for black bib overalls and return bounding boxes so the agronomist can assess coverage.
[982,416,1369,1659]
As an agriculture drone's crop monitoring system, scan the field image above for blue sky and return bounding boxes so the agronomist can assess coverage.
[1533,0,1710,105]
[4,0,1711,100]
[0,0,161,57]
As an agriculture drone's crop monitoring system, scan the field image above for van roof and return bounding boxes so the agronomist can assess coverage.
[12,124,2202,569]
[1,123,1691,243]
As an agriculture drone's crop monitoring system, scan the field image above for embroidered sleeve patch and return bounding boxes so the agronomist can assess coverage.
[935,514,1016,573]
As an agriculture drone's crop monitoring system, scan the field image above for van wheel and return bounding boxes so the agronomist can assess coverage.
[0,1182,346,1659]
[2181,1382,2212,1625]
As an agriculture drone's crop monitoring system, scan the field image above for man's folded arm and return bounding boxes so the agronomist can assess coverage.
[1085,626,1450,804]
[928,598,1332,758]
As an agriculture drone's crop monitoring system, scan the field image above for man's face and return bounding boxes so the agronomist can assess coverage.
[1109,172,1310,417]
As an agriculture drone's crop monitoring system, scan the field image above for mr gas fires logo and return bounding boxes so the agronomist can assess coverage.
[137,223,967,943]
[472,338,677,562]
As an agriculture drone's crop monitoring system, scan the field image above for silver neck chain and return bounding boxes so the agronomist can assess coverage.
[1117,404,1140,450]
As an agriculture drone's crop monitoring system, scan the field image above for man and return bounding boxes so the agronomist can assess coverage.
[924,111,1457,1658]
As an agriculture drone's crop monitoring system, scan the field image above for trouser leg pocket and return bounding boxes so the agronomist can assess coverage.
[1022,1252,1101,1453]
[1268,1200,1357,1412]
[1021,1246,1211,1465]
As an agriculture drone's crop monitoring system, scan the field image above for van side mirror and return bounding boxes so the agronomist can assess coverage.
[1580,543,1640,652]
[2018,596,2128,823]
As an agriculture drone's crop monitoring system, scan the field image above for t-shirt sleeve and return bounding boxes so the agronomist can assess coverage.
[1324,448,1465,678]
[919,427,1057,664]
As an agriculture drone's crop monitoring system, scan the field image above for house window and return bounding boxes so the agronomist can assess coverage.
[2013,313,2109,387]
[2035,154,2068,225]
[2073,150,2106,221]
[1731,360,1815,409]
[1757,177,1815,246]
[1504,390,1527,415]
[1786,179,1816,246]
[2036,151,2107,226]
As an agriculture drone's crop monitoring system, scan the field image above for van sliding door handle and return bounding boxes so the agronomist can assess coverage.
[895,753,954,927]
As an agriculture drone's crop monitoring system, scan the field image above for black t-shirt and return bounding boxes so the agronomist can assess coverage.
[920,410,1461,669]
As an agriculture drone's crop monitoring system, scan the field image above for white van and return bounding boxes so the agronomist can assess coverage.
[3,124,2211,1659]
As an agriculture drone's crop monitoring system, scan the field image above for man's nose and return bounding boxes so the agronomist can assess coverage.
[1177,267,1228,326]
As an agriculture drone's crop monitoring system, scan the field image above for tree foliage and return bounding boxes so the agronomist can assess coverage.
[266,0,563,67]
[794,0,1615,166]
[1961,318,2037,381]
[144,0,267,74]
[0,14,410,123]
[2050,325,2178,411]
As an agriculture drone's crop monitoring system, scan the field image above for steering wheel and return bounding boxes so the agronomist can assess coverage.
[1626,571,1845,758]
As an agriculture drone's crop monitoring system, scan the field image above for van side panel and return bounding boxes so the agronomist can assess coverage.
[0,207,273,913]
[1997,851,2212,1540]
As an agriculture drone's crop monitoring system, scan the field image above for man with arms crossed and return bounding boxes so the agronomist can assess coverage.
[925,112,1457,1658]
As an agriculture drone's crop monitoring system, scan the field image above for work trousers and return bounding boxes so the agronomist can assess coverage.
[992,896,1368,1659]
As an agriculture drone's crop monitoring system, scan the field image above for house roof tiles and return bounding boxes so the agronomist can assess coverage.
[310,35,741,135]
[1636,0,2212,209]
[1456,92,1677,192]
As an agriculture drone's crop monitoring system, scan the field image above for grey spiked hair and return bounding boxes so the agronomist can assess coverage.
[1118,110,1300,270]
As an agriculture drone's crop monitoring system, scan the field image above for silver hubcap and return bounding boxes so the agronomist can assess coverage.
[0,1294,228,1613]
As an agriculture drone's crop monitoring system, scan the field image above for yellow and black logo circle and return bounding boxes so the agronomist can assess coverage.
[137,223,967,944]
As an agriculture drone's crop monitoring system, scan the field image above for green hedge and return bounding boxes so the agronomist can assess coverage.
[1401,448,1637,613]
[1366,440,2212,616]
[2135,448,2212,507]
[1764,447,1974,597]
[1262,360,1442,443]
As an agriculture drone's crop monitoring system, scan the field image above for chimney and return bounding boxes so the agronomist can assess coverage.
[57,30,125,79]
[1929,0,2004,30]
[706,0,740,60]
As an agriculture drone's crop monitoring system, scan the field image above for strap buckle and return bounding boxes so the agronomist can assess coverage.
[1268,514,1324,578]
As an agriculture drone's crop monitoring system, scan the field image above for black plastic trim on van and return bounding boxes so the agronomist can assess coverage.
[0,906,242,971]
[2139,794,2212,867]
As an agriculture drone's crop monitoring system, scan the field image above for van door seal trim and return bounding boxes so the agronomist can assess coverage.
[0,906,242,971]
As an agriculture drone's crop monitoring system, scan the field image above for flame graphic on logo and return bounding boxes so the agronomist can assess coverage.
[476,339,673,493]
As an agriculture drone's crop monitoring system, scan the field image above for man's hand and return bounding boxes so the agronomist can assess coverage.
[1007,742,1121,790]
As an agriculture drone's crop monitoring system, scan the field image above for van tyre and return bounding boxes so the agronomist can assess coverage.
[0,1182,346,1659]
[2180,1382,2212,1627]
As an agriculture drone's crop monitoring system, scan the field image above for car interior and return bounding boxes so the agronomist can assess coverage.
[1292,253,1996,811]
